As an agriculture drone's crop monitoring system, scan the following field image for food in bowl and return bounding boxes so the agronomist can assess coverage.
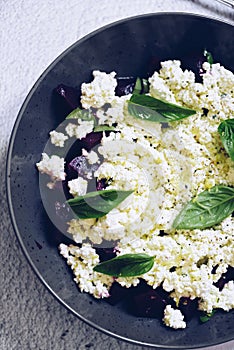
[37,53,234,329]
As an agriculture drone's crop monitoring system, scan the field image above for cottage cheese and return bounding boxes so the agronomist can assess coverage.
[38,63,234,329]
[81,70,117,109]
[163,305,186,329]
[68,177,88,197]
[59,243,113,298]
[82,149,100,164]
[36,153,65,182]
[65,118,94,139]
[49,130,68,147]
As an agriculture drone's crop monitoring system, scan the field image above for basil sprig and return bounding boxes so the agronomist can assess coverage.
[66,107,96,122]
[93,253,154,277]
[128,94,196,123]
[173,185,234,230]
[204,49,213,66]
[66,107,115,133]
[93,125,116,132]
[200,310,216,323]
[67,189,133,219]
[133,77,149,94]
[218,119,234,161]
[133,77,142,94]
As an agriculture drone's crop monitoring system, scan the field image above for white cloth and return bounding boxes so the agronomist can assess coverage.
[1,1,234,349]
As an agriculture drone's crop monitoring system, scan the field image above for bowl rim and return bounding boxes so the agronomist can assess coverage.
[6,12,234,349]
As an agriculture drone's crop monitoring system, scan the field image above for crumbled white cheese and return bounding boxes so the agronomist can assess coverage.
[40,60,234,327]
[59,243,113,298]
[65,118,94,139]
[149,72,177,103]
[68,177,88,197]
[36,153,65,181]
[82,149,99,164]
[49,130,68,147]
[81,70,117,109]
[67,218,99,244]
[163,305,186,329]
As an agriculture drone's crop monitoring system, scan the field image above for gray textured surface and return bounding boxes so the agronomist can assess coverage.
[1,1,234,349]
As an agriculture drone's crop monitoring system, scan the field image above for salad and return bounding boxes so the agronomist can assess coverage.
[37,52,234,329]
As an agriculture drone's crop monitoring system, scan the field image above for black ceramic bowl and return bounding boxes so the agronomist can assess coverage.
[7,13,234,349]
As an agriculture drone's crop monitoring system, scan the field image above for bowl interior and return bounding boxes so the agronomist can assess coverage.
[7,13,234,349]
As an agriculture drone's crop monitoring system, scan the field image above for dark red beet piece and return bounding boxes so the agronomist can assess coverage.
[130,289,167,318]
[127,282,172,318]
[81,131,103,151]
[107,280,151,307]
[96,247,116,262]
[56,84,79,110]
[106,282,133,306]
[96,178,112,191]
[67,155,99,180]
[116,77,135,96]
[179,297,198,321]
[96,178,108,191]
[65,131,103,166]
[214,266,234,291]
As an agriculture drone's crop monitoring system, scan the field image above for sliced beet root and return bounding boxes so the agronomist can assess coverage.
[130,289,167,318]
[127,282,171,318]
[96,247,116,262]
[65,130,103,165]
[179,297,198,321]
[214,266,234,291]
[116,77,135,96]
[81,131,103,151]
[106,282,132,305]
[67,155,99,180]
[56,84,79,110]
[96,178,112,191]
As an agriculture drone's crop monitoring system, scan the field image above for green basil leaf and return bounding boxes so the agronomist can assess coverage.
[93,253,154,277]
[218,119,234,161]
[173,185,234,230]
[200,310,216,323]
[128,101,168,122]
[133,78,149,94]
[128,94,196,123]
[67,189,133,219]
[133,77,142,94]
[66,107,96,123]
[93,125,116,132]
[142,78,149,94]
[204,49,213,65]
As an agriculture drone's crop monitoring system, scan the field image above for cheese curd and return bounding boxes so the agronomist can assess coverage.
[38,63,234,330]
[49,130,68,147]
[81,70,117,109]
[36,153,65,182]
[59,243,113,298]
[65,118,94,139]
[82,149,100,164]
[163,305,186,329]
[68,177,88,197]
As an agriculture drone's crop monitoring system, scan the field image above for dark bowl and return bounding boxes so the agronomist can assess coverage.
[6,13,234,349]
